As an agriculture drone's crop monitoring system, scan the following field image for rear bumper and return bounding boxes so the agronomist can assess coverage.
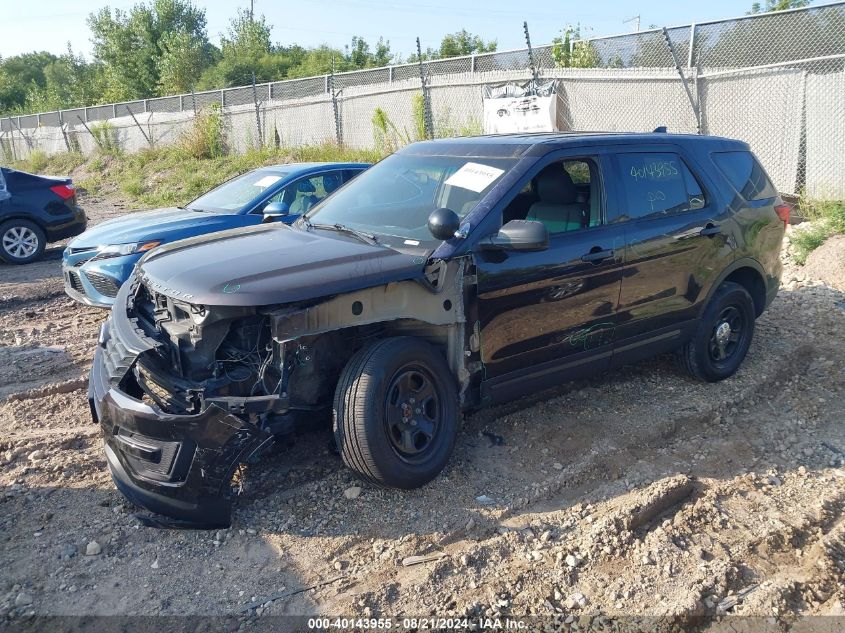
[89,315,274,528]
[46,206,87,242]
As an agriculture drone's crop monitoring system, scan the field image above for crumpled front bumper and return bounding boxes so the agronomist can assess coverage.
[88,311,274,528]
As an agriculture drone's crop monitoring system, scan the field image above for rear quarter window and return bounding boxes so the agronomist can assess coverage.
[712,151,777,201]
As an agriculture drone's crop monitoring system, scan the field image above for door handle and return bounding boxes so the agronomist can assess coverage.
[700,224,722,237]
[581,248,614,263]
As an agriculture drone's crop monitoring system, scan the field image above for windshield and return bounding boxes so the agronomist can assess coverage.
[187,170,288,214]
[302,153,518,247]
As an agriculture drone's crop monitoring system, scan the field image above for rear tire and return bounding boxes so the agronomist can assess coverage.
[678,281,755,382]
[333,336,458,489]
[0,219,46,264]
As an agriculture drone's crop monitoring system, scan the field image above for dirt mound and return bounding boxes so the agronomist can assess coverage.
[801,234,845,292]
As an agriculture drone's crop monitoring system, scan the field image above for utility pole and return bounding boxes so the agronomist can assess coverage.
[249,0,254,22]
[624,15,641,32]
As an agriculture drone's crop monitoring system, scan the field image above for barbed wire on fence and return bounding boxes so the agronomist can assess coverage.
[0,1,843,198]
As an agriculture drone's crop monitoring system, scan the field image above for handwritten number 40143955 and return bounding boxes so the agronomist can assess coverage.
[630,161,678,181]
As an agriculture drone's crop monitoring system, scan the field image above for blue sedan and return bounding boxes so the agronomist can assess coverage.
[62,162,369,307]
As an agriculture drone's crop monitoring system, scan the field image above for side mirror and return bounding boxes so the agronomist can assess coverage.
[427,208,461,241]
[263,201,290,222]
[483,219,549,252]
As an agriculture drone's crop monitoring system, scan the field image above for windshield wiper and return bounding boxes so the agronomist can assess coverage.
[311,222,379,245]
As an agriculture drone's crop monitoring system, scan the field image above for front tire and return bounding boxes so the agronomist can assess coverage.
[333,337,458,489]
[678,281,755,382]
[0,220,46,264]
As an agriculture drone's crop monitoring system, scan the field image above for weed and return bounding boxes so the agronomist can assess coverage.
[90,121,121,155]
[792,197,845,264]
[179,104,226,159]
[372,107,411,154]
[27,150,49,173]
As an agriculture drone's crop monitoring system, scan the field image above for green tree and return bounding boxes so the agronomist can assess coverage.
[157,31,209,94]
[25,46,105,112]
[88,0,211,100]
[199,10,298,88]
[438,29,497,57]
[285,45,347,78]
[749,0,810,14]
[552,25,599,68]
[346,36,393,69]
[0,52,58,113]
[409,30,497,62]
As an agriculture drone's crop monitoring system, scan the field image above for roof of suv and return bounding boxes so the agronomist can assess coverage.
[402,132,749,158]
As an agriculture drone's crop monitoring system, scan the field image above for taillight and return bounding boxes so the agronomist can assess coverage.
[775,203,790,226]
[50,184,75,200]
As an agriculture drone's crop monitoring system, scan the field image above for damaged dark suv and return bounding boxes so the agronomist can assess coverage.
[89,132,788,527]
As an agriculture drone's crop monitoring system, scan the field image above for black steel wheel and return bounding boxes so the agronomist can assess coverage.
[384,364,443,462]
[678,281,756,382]
[334,337,458,489]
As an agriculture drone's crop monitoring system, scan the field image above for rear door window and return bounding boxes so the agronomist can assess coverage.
[614,153,706,222]
[712,151,777,200]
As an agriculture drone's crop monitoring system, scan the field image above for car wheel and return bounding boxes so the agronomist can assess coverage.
[0,220,46,264]
[678,281,755,382]
[333,336,458,489]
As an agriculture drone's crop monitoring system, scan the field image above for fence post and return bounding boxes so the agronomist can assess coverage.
[126,106,153,147]
[251,72,263,149]
[76,115,103,152]
[6,118,18,161]
[471,55,476,74]
[144,99,149,113]
[112,104,117,119]
[662,27,701,134]
[11,116,33,150]
[524,22,539,90]
[179,95,184,111]
[84,107,89,123]
[688,23,697,68]
[416,37,434,140]
[389,66,394,83]
[58,111,71,152]
[329,62,342,146]
[220,89,225,107]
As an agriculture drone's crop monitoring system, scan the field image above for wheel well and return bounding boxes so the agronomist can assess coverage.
[724,267,766,316]
[0,214,46,233]
[287,320,457,409]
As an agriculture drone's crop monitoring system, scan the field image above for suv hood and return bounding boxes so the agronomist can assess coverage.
[137,223,427,306]
[69,207,238,249]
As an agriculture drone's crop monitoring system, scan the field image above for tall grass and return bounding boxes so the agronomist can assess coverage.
[791,197,845,264]
[6,142,384,210]
[179,104,226,159]
[26,150,49,173]
[90,121,121,155]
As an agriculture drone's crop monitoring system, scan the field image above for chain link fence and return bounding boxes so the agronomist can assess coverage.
[1,2,843,198]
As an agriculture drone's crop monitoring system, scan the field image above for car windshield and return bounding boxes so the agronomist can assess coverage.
[301,153,518,247]
[187,170,288,214]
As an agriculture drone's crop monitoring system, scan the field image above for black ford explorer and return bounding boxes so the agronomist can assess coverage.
[89,132,788,527]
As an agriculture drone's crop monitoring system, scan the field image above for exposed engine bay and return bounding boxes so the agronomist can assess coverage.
[118,258,474,436]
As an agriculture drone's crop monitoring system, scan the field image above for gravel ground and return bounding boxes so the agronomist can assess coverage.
[1,199,844,627]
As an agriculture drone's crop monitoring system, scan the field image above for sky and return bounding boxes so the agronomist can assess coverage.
[0,0,777,60]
